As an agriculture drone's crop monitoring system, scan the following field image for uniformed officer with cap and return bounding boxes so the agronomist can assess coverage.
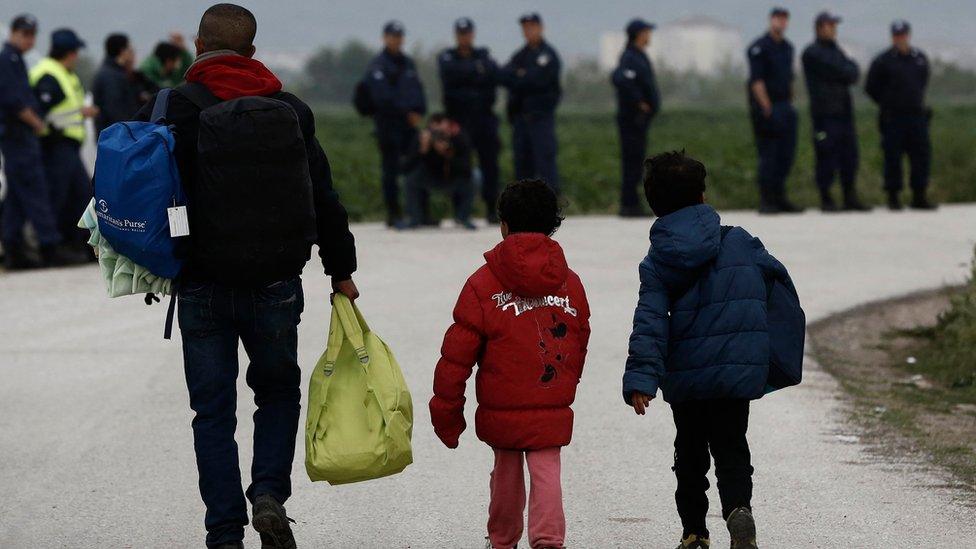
[499,12,562,193]
[865,19,936,210]
[612,18,660,217]
[801,11,869,212]
[363,20,428,228]
[0,15,81,269]
[438,17,501,223]
[746,7,802,214]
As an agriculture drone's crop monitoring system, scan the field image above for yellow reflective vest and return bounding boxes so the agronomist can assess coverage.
[29,57,87,143]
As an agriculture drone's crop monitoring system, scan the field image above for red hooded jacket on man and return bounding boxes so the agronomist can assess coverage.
[430,233,591,450]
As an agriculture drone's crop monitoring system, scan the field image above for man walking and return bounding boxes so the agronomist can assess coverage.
[133,4,358,547]
[500,12,562,193]
[801,11,869,212]
[364,20,427,228]
[747,7,802,214]
[612,18,660,218]
[866,20,936,210]
[438,17,500,223]
[93,33,152,139]
[0,15,81,269]
[31,28,100,254]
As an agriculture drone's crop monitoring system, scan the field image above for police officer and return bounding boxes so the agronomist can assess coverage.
[364,20,427,228]
[612,18,660,218]
[747,7,802,214]
[0,15,79,269]
[801,11,869,212]
[866,20,936,210]
[438,17,501,224]
[500,12,562,193]
[31,28,99,253]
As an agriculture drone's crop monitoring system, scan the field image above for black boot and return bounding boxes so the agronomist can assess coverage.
[887,191,903,211]
[820,190,839,213]
[40,244,88,268]
[910,189,938,210]
[776,194,804,214]
[619,203,652,218]
[3,242,42,271]
[842,188,871,212]
[252,494,297,549]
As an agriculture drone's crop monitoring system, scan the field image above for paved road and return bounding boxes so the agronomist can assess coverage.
[2,206,975,548]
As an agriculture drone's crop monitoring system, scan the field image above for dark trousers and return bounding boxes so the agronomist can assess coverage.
[375,119,417,215]
[752,102,798,203]
[812,115,859,193]
[41,139,90,247]
[460,113,501,210]
[404,167,474,224]
[617,113,651,209]
[0,137,61,247]
[178,277,305,548]
[671,399,753,539]
[512,111,559,193]
[880,113,931,193]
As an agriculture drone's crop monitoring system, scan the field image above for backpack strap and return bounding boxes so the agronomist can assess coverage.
[150,88,172,124]
[175,81,221,111]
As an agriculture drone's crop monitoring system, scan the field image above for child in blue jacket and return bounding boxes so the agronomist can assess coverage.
[625,151,797,549]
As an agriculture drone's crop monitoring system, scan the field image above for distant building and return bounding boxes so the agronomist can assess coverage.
[600,15,745,74]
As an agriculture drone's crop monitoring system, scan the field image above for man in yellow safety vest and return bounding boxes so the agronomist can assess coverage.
[30,28,98,256]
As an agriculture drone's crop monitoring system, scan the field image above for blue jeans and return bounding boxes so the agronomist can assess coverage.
[178,277,305,547]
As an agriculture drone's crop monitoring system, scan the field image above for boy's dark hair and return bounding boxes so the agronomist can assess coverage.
[427,112,448,124]
[198,3,257,56]
[642,150,707,216]
[104,33,129,59]
[497,179,563,236]
[153,42,182,63]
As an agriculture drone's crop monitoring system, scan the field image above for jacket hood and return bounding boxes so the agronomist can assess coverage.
[484,233,569,297]
[185,53,282,100]
[649,204,722,269]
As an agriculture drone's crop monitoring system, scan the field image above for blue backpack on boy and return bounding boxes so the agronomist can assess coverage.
[93,88,185,280]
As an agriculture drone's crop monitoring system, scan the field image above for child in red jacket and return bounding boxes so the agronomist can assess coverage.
[430,179,591,549]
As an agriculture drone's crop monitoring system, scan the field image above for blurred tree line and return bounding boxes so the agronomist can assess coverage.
[71,38,975,111]
[292,39,976,111]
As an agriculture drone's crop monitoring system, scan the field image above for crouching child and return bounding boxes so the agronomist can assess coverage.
[624,151,803,549]
[430,179,591,549]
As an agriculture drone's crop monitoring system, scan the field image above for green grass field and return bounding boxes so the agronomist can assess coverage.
[316,105,976,221]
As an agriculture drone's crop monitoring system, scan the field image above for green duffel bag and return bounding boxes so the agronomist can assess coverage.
[305,294,414,485]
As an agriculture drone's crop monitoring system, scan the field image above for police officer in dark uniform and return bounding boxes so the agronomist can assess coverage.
[0,15,77,269]
[747,7,802,214]
[364,21,427,228]
[438,17,501,223]
[866,20,936,210]
[801,11,869,212]
[612,18,660,218]
[500,12,562,193]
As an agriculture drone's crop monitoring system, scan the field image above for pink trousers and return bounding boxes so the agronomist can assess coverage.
[487,447,565,549]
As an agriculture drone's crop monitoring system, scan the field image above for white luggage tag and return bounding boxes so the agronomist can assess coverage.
[167,205,190,237]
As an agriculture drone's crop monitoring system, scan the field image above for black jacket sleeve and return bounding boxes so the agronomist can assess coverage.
[291,97,357,280]
[33,74,65,117]
[804,45,859,85]
[864,55,885,104]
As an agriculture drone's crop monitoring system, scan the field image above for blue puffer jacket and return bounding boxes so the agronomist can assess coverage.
[623,204,791,404]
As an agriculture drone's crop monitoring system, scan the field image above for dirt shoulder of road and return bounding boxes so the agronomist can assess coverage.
[809,287,976,502]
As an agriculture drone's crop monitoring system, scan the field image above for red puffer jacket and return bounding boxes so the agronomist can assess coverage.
[430,233,591,450]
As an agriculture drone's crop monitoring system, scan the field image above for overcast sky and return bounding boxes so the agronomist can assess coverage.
[2,0,974,64]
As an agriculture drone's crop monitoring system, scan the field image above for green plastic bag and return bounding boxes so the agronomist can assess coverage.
[305,294,414,485]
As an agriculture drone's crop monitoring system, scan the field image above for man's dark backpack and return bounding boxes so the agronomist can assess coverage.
[353,79,375,116]
[176,82,317,286]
